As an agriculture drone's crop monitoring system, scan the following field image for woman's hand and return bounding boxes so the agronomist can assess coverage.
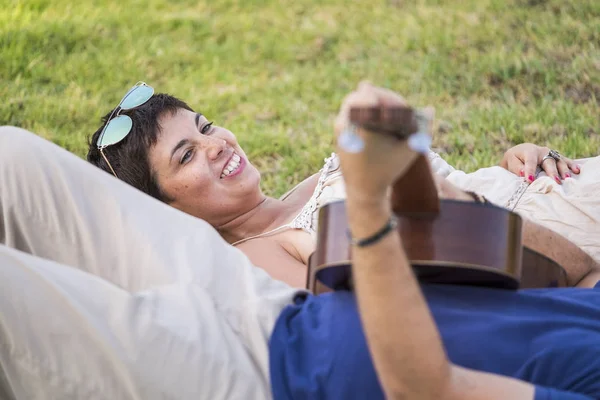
[500,143,580,184]
[334,82,426,208]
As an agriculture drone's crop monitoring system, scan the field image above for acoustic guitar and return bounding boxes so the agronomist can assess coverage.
[307,105,567,294]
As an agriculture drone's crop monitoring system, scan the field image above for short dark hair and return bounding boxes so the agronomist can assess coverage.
[87,93,194,202]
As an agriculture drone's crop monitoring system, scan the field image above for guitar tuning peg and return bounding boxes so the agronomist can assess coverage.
[408,110,432,154]
[408,132,432,154]
[338,124,365,153]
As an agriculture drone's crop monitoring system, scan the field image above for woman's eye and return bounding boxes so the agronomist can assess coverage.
[180,149,193,164]
[201,122,213,134]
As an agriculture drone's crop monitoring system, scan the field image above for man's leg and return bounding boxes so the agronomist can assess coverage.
[0,244,270,400]
[0,126,235,291]
[0,127,299,398]
[269,292,385,399]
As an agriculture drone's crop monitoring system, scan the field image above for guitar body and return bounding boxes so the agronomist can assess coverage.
[306,104,568,295]
[307,199,568,294]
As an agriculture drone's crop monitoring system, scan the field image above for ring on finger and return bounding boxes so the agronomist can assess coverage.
[541,154,556,165]
[548,149,561,161]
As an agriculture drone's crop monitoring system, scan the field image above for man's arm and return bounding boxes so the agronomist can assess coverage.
[334,82,594,399]
[346,198,535,400]
[334,83,540,400]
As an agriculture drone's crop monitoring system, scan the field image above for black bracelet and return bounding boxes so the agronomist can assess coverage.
[348,216,398,248]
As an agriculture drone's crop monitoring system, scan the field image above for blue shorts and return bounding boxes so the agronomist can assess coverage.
[269,283,600,399]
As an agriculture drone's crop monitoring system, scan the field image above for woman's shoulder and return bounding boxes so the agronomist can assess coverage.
[235,234,309,288]
[279,172,320,202]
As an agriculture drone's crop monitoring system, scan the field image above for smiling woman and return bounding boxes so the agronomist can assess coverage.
[147,108,264,228]
[88,87,315,287]
[87,82,600,291]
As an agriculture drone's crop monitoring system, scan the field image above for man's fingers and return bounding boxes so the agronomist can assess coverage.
[334,89,378,133]
[359,81,408,107]
[419,106,435,133]
[336,82,413,135]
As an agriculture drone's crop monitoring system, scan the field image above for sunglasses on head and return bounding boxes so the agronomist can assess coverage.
[96,81,154,177]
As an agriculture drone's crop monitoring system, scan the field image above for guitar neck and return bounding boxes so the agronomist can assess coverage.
[348,105,440,215]
[391,154,440,215]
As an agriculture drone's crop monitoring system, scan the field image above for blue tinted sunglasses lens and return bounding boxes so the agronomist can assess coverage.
[99,115,133,147]
[97,83,154,148]
[120,84,154,110]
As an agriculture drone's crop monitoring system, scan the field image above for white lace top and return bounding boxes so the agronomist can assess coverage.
[232,150,459,245]
[232,153,343,245]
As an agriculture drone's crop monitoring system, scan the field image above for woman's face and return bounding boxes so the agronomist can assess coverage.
[148,108,263,226]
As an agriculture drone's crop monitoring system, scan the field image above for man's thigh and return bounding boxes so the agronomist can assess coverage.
[269,292,385,399]
[0,244,269,400]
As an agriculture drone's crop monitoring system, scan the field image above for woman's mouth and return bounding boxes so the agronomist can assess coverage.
[220,152,245,179]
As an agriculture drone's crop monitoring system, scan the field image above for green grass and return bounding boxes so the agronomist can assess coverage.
[1,0,599,197]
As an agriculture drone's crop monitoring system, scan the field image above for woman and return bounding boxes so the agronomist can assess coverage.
[87,82,599,288]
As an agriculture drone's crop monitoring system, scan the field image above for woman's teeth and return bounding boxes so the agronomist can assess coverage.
[221,154,241,178]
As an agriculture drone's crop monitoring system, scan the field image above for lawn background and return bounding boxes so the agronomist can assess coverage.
[1,0,598,197]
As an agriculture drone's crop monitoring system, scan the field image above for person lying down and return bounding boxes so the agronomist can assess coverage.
[86,82,600,288]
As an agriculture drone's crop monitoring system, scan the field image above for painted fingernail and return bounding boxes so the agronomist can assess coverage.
[519,169,524,177]
[528,175,535,183]
[565,173,571,178]
[555,176,562,184]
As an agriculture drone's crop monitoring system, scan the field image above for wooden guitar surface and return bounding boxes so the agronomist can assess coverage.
[307,200,567,294]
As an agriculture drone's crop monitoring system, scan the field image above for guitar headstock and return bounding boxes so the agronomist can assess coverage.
[348,105,420,139]
[348,105,439,215]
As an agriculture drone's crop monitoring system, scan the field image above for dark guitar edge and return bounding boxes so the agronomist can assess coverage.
[315,259,522,279]
[308,247,568,293]
[307,198,568,293]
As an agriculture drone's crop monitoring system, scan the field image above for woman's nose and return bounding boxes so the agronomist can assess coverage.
[206,137,227,160]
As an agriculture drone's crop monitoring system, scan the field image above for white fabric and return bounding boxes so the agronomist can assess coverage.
[0,126,299,399]
[428,150,456,178]
[433,153,600,262]
[267,149,600,264]
[232,153,341,246]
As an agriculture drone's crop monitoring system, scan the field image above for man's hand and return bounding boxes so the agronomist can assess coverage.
[500,143,580,184]
[333,81,422,208]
